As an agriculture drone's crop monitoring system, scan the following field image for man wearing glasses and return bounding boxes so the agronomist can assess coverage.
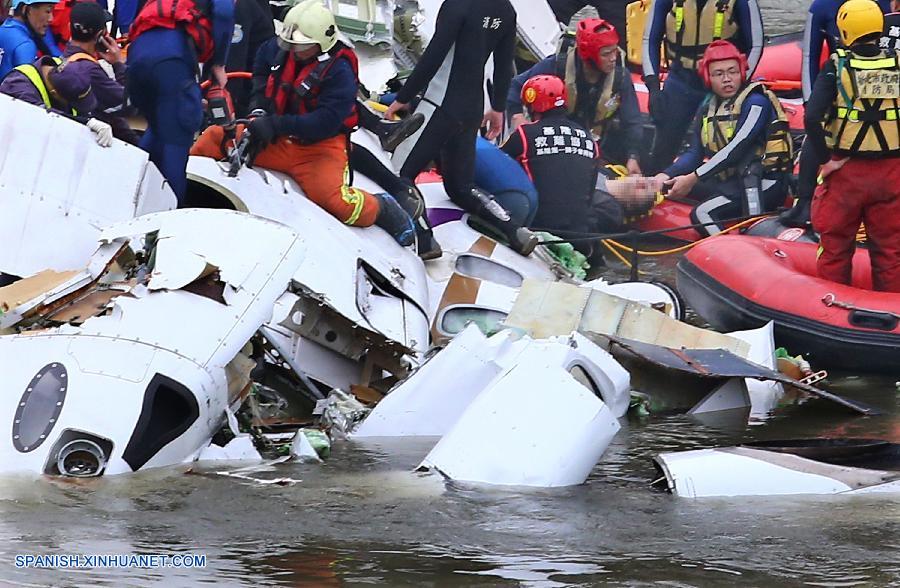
[653,40,792,237]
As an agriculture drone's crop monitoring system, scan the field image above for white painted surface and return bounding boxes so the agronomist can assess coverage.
[0,94,175,278]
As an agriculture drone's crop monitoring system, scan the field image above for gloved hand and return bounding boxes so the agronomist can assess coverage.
[645,75,665,123]
[778,199,811,227]
[86,118,113,147]
[245,115,279,164]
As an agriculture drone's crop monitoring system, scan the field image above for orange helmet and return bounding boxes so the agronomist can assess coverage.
[698,40,748,87]
[521,75,568,115]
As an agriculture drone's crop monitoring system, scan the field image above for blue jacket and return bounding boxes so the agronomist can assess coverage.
[801,0,891,100]
[642,0,763,85]
[665,90,774,179]
[474,136,538,221]
[250,38,360,144]
[0,19,61,79]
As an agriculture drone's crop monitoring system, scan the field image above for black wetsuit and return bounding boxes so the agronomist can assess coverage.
[392,0,516,204]
[501,110,599,233]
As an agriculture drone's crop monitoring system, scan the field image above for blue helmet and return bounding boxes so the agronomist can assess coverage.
[11,0,60,10]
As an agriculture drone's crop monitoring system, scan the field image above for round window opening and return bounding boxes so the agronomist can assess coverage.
[12,363,67,453]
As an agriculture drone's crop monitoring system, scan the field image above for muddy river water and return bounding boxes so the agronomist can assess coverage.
[3,3,900,586]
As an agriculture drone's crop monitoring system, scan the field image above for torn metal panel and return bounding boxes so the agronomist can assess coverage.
[353,325,515,438]
[260,292,364,391]
[0,93,176,279]
[506,279,747,355]
[0,209,307,477]
[653,441,900,497]
[355,325,631,444]
[599,335,877,416]
[510,0,563,59]
[727,322,784,419]
[417,335,624,487]
[186,142,430,355]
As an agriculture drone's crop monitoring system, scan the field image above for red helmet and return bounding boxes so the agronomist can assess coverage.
[575,18,619,69]
[698,40,748,87]
[521,75,568,114]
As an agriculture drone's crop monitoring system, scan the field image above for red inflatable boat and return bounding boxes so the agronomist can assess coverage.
[677,235,900,373]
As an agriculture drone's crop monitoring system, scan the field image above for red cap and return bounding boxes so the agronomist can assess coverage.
[698,40,748,87]
[521,75,568,115]
[576,18,619,69]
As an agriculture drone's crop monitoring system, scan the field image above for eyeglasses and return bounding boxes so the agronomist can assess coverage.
[709,67,740,79]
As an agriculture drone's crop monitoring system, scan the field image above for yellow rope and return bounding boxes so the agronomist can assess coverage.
[605,216,768,257]
[601,239,649,274]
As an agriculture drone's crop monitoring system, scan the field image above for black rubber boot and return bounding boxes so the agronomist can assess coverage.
[372,113,425,152]
[779,198,811,227]
[467,188,538,257]
[374,193,416,246]
[415,221,443,260]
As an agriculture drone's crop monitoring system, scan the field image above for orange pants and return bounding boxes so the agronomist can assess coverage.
[191,126,379,226]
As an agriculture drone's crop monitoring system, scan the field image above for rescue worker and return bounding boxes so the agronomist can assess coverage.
[805,0,900,292]
[506,18,643,174]
[884,0,900,51]
[501,75,600,239]
[642,0,764,173]
[803,0,891,100]
[655,41,793,237]
[61,1,136,143]
[0,0,62,79]
[126,0,234,204]
[385,0,537,258]
[783,0,890,227]
[0,54,114,145]
[190,0,415,246]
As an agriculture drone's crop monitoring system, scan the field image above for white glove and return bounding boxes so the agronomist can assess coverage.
[86,118,113,148]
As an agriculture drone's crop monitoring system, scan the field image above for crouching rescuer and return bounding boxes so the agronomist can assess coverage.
[655,40,793,237]
[190,0,414,245]
[805,0,900,292]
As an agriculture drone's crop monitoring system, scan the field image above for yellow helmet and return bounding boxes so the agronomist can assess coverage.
[836,0,884,47]
[280,0,338,52]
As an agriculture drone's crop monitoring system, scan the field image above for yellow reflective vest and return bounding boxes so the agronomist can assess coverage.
[12,53,96,115]
[700,81,793,178]
[665,0,738,70]
[557,46,625,137]
[827,47,900,156]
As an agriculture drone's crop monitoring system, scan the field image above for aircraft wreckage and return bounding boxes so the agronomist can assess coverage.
[0,2,882,492]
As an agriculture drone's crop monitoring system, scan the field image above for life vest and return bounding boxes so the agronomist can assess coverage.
[827,47,900,156]
[665,0,738,71]
[700,81,793,178]
[129,0,214,63]
[263,45,360,137]
[50,0,77,47]
[555,45,624,138]
[13,57,77,114]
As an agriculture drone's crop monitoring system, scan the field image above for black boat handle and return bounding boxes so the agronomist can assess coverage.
[848,310,900,331]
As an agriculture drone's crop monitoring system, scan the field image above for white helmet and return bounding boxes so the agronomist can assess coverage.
[280,0,338,52]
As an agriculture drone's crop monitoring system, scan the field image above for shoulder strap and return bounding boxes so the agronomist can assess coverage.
[65,52,98,63]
